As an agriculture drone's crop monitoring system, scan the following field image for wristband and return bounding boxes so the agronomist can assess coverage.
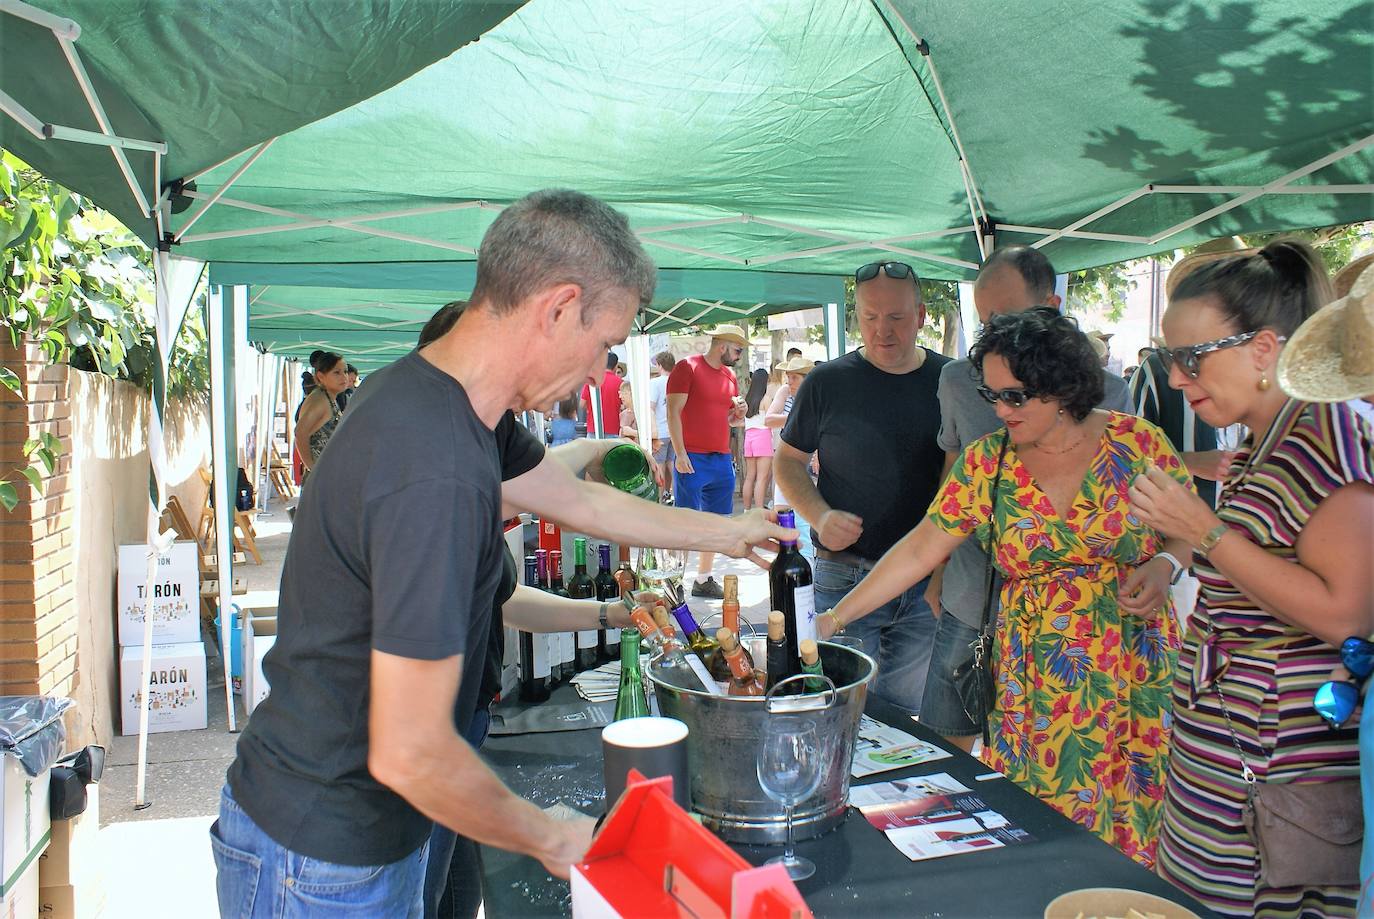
[1154,551,1185,586]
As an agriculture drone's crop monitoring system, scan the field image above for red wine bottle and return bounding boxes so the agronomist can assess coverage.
[768,509,815,680]
[518,555,551,703]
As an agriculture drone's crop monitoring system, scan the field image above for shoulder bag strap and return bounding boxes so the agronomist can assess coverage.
[976,435,1011,636]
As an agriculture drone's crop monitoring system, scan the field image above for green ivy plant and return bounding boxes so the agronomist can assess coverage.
[1,150,211,512]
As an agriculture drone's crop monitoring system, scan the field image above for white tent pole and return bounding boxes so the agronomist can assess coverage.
[57,35,150,217]
[1032,186,1154,250]
[43,124,166,153]
[825,302,844,359]
[636,215,751,235]
[998,224,1151,244]
[208,286,238,732]
[637,238,748,265]
[0,87,49,138]
[1146,133,1374,245]
[879,0,989,224]
[625,337,653,453]
[0,0,80,37]
[173,138,276,242]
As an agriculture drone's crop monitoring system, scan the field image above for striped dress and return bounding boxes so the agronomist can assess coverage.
[1157,399,1374,918]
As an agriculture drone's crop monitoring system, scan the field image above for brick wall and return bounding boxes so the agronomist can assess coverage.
[0,337,78,701]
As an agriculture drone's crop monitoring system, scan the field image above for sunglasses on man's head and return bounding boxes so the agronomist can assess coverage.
[855,261,917,284]
[1313,636,1374,728]
[977,385,1038,408]
[1152,331,1259,379]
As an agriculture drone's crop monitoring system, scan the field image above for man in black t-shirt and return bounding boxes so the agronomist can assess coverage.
[777,262,949,715]
[213,191,660,915]
[214,191,794,918]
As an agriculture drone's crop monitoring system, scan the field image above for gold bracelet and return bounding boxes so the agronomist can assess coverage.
[823,609,845,635]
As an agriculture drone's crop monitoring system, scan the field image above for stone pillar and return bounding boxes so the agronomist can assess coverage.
[0,338,77,701]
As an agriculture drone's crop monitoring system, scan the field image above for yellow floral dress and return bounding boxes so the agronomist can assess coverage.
[927,412,1188,868]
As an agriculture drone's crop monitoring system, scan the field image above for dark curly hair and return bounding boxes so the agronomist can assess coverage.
[969,308,1103,421]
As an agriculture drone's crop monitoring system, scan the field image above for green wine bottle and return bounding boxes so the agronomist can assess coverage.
[799,638,826,693]
[603,444,659,501]
[613,629,650,720]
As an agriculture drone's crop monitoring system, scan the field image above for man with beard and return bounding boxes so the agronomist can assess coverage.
[667,325,749,597]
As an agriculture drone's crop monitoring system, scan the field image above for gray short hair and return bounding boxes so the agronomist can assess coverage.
[471,189,657,319]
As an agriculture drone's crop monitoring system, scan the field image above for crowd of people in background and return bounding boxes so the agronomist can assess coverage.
[244,193,1372,919]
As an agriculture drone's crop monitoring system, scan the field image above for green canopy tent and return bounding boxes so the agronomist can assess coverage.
[4,0,1372,763]
[231,266,848,372]
[0,0,526,778]
[162,0,1370,290]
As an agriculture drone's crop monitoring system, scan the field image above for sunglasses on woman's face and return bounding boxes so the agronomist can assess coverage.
[977,385,1038,408]
[1152,331,1258,379]
[854,261,917,284]
[1313,636,1374,728]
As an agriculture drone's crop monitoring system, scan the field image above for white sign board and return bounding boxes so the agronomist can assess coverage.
[117,542,200,646]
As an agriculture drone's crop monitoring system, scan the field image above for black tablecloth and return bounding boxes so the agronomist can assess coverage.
[478,689,1216,918]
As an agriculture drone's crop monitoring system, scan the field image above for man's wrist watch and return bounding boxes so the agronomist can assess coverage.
[598,602,610,629]
[1198,522,1230,557]
[1154,551,1186,586]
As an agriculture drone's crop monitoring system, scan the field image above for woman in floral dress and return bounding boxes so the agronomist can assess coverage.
[819,309,1193,867]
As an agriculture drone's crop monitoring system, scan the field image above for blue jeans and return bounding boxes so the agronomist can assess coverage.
[917,610,982,736]
[423,707,492,919]
[674,452,735,515]
[211,786,428,918]
[812,557,936,714]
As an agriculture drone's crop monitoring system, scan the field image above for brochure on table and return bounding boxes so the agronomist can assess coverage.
[850,714,953,778]
[850,772,1035,861]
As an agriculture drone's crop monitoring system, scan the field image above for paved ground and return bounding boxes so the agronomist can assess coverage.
[98,500,293,917]
[92,489,777,916]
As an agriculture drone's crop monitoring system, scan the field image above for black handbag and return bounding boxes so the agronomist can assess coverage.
[951,436,1009,747]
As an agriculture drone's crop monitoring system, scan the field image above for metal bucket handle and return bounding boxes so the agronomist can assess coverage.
[696,610,759,638]
[765,674,837,713]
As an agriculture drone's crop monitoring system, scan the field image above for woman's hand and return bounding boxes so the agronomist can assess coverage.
[816,608,842,640]
[1128,465,1218,547]
[1118,558,1170,621]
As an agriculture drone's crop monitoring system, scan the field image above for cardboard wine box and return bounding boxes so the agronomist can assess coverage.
[0,754,51,916]
[116,542,200,646]
[119,642,207,735]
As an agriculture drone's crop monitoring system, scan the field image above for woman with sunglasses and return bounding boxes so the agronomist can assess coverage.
[1129,240,1374,918]
[818,308,1193,868]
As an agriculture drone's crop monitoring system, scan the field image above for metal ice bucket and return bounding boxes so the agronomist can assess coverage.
[647,638,875,844]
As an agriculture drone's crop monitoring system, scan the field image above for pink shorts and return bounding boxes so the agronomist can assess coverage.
[744,427,773,457]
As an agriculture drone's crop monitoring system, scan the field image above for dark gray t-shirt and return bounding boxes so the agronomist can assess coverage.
[935,359,1134,627]
[782,348,950,561]
[227,350,539,866]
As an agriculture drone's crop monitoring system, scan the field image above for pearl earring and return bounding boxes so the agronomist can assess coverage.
[1258,374,1271,392]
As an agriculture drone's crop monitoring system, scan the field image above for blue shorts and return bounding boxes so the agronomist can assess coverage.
[674,452,735,515]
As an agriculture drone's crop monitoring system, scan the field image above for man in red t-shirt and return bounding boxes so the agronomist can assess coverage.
[667,325,748,597]
[579,352,622,436]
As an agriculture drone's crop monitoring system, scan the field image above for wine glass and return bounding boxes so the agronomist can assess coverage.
[756,717,823,880]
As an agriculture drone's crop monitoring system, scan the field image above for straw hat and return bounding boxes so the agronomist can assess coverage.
[709,324,749,347]
[774,356,815,374]
[1277,262,1374,403]
[1333,252,1374,299]
[1166,237,1259,297]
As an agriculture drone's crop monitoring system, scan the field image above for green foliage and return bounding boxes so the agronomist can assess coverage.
[0,431,62,513]
[0,150,209,400]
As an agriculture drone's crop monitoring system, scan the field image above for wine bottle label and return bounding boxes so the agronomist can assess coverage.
[792,584,817,644]
[715,679,733,694]
[683,653,726,695]
[533,635,550,678]
[561,632,575,664]
[577,629,598,648]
